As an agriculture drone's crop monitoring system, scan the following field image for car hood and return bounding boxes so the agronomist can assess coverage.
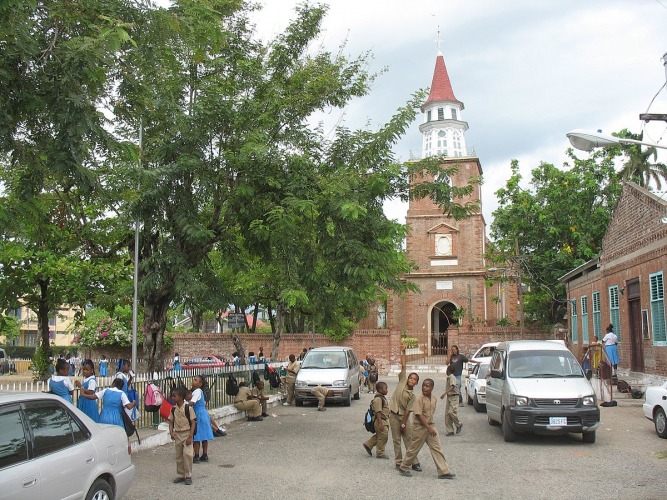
[296,367,348,385]
[508,377,594,398]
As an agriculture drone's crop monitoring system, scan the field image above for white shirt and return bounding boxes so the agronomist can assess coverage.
[83,375,97,391]
[602,332,618,346]
[190,387,203,404]
[96,386,130,405]
[51,375,75,390]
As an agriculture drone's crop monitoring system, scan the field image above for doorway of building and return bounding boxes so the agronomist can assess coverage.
[626,279,644,372]
[430,301,457,357]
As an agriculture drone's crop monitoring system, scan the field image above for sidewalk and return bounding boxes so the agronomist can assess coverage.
[130,393,285,452]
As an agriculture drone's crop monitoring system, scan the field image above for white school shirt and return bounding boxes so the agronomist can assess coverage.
[602,332,618,346]
[51,375,75,390]
[83,375,97,391]
[190,388,203,404]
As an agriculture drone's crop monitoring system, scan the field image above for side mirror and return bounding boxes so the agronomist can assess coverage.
[490,369,503,379]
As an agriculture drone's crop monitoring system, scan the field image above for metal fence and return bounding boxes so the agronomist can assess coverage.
[0,363,282,431]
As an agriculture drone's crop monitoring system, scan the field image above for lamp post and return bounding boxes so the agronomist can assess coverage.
[566,129,667,152]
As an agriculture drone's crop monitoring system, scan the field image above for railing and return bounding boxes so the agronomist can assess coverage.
[0,363,283,431]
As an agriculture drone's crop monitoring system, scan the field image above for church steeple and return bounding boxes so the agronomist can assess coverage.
[419,34,469,159]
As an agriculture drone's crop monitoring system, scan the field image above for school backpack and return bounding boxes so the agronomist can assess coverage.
[144,383,164,412]
[226,373,239,396]
[364,395,383,433]
[252,370,261,387]
[264,364,270,381]
[171,404,197,435]
[368,368,378,384]
[268,368,281,389]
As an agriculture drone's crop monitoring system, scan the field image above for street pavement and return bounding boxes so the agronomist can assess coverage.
[124,373,666,500]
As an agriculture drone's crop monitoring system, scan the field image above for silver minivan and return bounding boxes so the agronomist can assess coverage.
[295,347,361,407]
[485,340,600,443]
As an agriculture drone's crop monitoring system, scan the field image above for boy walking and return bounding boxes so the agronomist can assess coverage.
[398,379,455,480]
[441,365,462,436]
[363,381,390,458]
[169,388,196,485]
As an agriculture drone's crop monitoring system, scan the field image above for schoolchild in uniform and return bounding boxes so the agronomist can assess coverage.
[50,358,75,403]
[80,377,135,429]
[99,355,108,377]
[441,365,462,436]
[367,359,379,394]
[190,375,214,463]
[234,381,263,420]
[389,344,422,472]
[363,381,390,458]
[75,359,100,422]
[310,385,333,411]
[184,389,226,437]
[398,379,455,480]
[170,387,196,485]
[283,354,300,406]
[114,359,132,396]
[251,380,270,417]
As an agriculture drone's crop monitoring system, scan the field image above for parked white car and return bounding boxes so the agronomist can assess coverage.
[467,342,499,371]
[0,392,135,499]
[464,362,489,412]
[643,381,667,438]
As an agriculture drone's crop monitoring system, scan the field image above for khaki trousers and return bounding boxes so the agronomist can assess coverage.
[234,400,261,417]
[174,430,193,479]
[364,418,389,456]
[445,396,461,434]
[286,379,296,404]
[389,412,420,467]
[400,425,451,476]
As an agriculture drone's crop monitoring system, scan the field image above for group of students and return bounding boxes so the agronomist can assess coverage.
[362,345,458,480]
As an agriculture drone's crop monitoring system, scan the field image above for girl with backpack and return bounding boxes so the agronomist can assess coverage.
[190,375,214,463]
[75,359,100,422]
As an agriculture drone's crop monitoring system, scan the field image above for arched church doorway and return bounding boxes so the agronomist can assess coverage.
[430,301,457,356]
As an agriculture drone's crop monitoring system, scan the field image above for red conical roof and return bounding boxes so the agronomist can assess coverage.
[423,54,462,107]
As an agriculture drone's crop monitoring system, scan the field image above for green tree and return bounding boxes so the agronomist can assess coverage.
[490,151,622,324]
[614,129,667,190]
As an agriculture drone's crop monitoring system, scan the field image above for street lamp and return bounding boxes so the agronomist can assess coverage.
[566,129,667,152]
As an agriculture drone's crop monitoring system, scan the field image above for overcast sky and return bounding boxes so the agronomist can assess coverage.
[252,0,667,230]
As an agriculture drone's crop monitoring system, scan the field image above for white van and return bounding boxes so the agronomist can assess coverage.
[485,340,599,443]
[294,347,361,407]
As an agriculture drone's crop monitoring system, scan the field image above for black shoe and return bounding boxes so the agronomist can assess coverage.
[363,444,372,456]
[411,464,423,472]
[173,477,186,483]
[398,468,412,477]
[261,413,270,417]
[193,455,200,463]
[438,473,456,480]
[456,423,463,434]
[184,477,192,485]
[200,454,209,462]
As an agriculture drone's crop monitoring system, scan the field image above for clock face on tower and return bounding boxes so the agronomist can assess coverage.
[435,235,452,256]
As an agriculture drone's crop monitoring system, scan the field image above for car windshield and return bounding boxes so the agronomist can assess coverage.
[477,364,490,379]
[474,346,496,358]
[301,352,347,369]
[508,350,584,378]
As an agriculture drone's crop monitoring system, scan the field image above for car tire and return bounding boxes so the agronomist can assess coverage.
[582,431,596,443]
[353,386,360,400]
[488,413,500,426]
[473,392,484,413]
[344,388,351,407]
[502,410,516,442]
[295,398,304,407]
[655,407,667,438]
[466,389,473,405]
[86,478,113,500]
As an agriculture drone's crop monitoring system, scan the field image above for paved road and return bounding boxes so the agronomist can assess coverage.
[125,374,665,500]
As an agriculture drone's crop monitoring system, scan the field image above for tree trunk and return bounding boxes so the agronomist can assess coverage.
[271,301,285,361]
[251,302,259,333]
[36,279,53,381]
[218,311,245,360]
[142,292,171,373]
[267,302,275,333]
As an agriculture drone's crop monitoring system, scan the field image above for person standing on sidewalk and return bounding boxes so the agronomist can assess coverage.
[398,379,455,480]
[283,354,300,406]
[389,344,422,472]
[169,387,196,486]
[441,365,462,436]
[363,382,390,458]
[602,324,619,375]
[447,345,468,406]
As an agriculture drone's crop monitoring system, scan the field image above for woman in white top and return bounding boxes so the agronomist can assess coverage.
[602,324,619,373]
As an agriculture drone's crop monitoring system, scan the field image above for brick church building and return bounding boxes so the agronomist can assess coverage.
[359,47,516,354]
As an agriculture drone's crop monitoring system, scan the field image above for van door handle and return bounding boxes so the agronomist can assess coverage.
[86,456,95,463]
[22,477,37,488]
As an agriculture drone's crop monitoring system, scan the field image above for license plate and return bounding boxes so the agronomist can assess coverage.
[549,417,567,426]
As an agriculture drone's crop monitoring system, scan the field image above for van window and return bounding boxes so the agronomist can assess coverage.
[508,350,583,378]
[490,351,504,375]
[0,408,28,469]
[301,352,347,369]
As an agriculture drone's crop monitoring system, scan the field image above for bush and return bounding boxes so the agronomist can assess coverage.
[401,337,419,349]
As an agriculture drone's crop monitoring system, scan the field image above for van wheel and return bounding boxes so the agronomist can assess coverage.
[582,431,596,443]
[86,478,112,500]
[344,388,351,407]
[488,414,500,426]
[502,410,516,442]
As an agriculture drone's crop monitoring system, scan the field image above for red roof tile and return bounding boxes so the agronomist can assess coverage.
[424,54,462,107]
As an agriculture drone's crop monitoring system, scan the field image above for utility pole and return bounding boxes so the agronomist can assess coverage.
[515,237,524,338]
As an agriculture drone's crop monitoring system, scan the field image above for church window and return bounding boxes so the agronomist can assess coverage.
[437,108,444,120]
[451,108,458,120]
[377,302,387,328]
[427,110,432,122]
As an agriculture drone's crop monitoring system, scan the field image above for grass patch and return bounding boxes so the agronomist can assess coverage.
[657,451,667,459]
